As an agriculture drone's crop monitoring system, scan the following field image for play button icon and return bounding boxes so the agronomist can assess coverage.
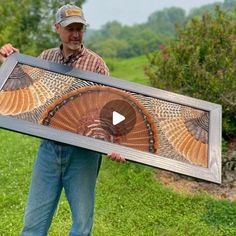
[100,99,136,136]
[112,111,125,125]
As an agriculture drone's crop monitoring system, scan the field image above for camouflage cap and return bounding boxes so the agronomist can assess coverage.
[56,4,87,27]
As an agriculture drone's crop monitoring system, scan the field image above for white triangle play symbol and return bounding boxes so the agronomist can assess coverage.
[112,111,125,125]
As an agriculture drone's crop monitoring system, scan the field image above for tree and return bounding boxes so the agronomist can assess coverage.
[87,38,129,58]
[0,0,86,55]
[223,0,236,8]
[99,21,123,38]
[86,20,171,58]
[147,7,186,37]
[146,7,236,139]
[188,0,236,20]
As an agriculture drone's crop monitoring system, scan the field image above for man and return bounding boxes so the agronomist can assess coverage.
[0,4,124,236]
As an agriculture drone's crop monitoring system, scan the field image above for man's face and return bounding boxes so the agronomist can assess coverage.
[55,22,85,51]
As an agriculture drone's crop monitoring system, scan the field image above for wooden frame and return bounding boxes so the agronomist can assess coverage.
[0,53,222,183]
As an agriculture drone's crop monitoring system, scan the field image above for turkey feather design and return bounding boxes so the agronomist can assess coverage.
[0,64,209,167]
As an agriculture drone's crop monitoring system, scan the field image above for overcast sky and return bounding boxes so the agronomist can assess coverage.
[83,0,224,29]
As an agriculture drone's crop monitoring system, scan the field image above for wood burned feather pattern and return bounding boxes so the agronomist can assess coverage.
[40,86,159,153]
[150,100,209,167]
[0,64,76,115]
[0,64,209,167]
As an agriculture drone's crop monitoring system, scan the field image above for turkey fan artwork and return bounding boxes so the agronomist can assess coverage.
[0,54,222,183]
[0,63,207,166]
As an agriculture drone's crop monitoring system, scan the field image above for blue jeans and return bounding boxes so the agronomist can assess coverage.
[20,140,102,236]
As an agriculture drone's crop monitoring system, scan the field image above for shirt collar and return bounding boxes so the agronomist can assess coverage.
[58,44,86,64]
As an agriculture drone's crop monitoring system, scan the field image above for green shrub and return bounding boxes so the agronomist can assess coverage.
[146,6,236,139]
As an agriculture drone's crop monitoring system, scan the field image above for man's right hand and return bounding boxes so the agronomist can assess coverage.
[0,43,19,63]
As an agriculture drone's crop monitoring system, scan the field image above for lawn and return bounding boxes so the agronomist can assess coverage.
[0,130,236,236]
[0,56,236,235]
[106,55,150,85]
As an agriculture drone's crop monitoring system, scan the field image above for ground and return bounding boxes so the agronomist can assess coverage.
[156,170,236,201]
[156,140,236,202]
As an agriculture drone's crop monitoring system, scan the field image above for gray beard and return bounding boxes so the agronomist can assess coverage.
[64,42,82,51]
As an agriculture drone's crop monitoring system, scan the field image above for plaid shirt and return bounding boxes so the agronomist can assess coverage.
[39,44,109,76]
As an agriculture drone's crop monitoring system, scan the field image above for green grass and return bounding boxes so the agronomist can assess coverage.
[106,55,150,85]
[0,130,236,236]
[1,56,236,235]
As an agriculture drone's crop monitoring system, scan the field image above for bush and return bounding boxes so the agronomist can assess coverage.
[146,6,236,139]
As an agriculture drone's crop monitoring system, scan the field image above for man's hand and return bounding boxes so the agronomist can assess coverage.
[107,152,126,163]
[0,43,19,63]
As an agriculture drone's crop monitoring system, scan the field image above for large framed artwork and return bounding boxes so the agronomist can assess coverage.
[0,53,222,183]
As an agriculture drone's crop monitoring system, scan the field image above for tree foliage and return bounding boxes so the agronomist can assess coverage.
[188,0,236,20]
[147,7,186,37]
[85,1,236,59]
[146,7,236,139]
[86,7,186,59]
[0,0,86,55]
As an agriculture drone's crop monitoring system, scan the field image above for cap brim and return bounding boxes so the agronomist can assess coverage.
[60,16,87,27]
